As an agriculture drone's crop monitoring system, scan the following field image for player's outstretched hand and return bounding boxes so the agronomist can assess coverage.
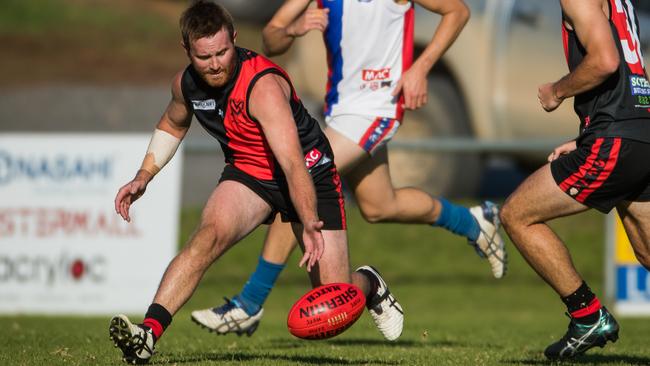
[114,170,152,222]
[548,140,577,162]
[288,8,329,37]
[299,220,325,272]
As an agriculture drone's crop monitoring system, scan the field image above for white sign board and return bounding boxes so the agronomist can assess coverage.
[0,134,181,315]
[606,211,650,316]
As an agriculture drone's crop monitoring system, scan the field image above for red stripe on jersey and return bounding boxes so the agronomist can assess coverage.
[562,24,570,66]
[610,0,645,75]
[226,55,287,180]
[396,6,414,122]
[559,138,604,193]
[575,138,621,202]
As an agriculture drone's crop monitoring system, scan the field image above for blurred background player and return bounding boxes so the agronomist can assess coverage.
[191,0,506,340]
[501,0,650,360]
[108,1,403,363]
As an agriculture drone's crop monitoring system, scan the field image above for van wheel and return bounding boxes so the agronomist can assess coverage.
[388,74,481,197]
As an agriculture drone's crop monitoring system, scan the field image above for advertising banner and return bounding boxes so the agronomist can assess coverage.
[0,134,181,314]
[606,211,650,316]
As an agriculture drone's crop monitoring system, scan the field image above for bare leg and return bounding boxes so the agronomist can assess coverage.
[153,181,272,315]
[500,164,590,296]
[345,145,441,224]
[617,200,650,269]
[261,214,298,264]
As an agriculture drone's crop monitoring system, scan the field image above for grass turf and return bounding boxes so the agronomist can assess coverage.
[2,206,650,365]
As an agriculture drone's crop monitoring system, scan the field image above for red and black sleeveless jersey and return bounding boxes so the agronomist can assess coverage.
[562,0,650,142]
[181,47,333,181]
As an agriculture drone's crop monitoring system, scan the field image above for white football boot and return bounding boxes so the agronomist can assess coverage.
[469,201,508,279]
[191,297,263,336]
[109,314,155,365]
[355,265,404,341]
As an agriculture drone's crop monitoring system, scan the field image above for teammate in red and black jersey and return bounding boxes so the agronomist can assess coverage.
[107,1,401,364]
[500,0,650,360]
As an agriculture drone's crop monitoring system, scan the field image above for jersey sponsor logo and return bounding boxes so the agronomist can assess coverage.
[191,99,216,111]
[629,75,650,96]
[361,68,391,81]
[360,80,393,91]
[304,148,332,170]
[305,148,323,169]
[229,99,244,115]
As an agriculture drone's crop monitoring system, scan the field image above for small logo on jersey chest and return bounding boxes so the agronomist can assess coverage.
[191,99,216,110]
[230,99,244,115]
[362,68,391,81]
[304,148,331,170]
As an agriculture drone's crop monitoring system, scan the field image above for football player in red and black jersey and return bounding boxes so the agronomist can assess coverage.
[107,1,402,364]
[501,0,650,360]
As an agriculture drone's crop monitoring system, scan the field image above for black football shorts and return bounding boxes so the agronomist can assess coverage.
[219,164,346,230]
[551,133,650,213]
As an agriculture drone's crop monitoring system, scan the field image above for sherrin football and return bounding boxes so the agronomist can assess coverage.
[287,283,366,340]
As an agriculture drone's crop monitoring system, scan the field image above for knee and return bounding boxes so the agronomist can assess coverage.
[498,201,519,234]
[359,204,392,224]
[186,224,229,261]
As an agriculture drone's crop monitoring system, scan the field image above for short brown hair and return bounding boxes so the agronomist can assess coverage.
[180,0,235,50]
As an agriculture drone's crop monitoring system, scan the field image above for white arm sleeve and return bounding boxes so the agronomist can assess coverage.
[140,128,181,176]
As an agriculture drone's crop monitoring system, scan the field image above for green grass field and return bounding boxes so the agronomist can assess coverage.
[2,206,649,365]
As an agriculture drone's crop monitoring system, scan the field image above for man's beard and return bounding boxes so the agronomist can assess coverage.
[203,65,231,87]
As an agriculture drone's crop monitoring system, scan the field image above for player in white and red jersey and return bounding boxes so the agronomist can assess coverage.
[191,0,507,341]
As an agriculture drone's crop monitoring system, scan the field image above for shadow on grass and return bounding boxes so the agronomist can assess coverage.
[504,353,650,365]
[156,350,400,365]
[265,337,465,349]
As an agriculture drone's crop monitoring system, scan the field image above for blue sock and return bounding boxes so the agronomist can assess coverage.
[235,256,285,315]
[432,198,480,242]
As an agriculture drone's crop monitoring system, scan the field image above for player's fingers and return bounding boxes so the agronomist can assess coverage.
[126,201,133,222]
[405,93,415,110]
[299,251,310,269]
[310,239,319,268]
[115,187,130,214]
[417,94,425,109]
[307,252,315,272]
[119,200,128,221]
[114,196,122,215]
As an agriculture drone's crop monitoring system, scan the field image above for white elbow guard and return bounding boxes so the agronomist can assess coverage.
[140,128,181,176]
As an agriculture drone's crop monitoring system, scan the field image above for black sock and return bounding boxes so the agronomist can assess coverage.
[358,269,379,300]
[143,303,172,341]
[561,282,600,324]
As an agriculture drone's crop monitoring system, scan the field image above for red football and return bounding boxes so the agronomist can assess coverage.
[287,283,366,340]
